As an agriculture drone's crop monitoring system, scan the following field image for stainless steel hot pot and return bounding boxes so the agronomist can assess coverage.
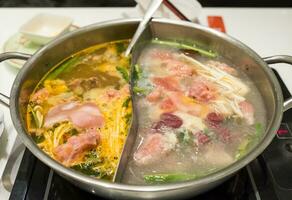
[0,19,292,199]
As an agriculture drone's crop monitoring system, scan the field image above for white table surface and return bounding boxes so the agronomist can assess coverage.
[0,7,292,199]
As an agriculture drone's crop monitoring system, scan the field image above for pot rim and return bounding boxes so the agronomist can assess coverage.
[10,18,283,192]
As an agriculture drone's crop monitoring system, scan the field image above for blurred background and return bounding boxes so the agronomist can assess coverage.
[0,0,291,7]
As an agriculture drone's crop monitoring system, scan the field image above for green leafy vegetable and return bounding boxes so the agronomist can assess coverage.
[151,39,217,58]
[133,64,142,82]
[133,86,148,95]
[46,56,80,80]
[235,137,251,160]
[235,123,263,160]
[116,66,129,82]
[71,150,104,177]
[115,42,127,54]
[85,150,102,164]
[255,123,263,137]
[177,129,193,145]
[32,135,45,143]
[144,173,198,184]
[68,128,78,136]
[71,163,103,177]
[122,97,131,108]
[124,113,132,124]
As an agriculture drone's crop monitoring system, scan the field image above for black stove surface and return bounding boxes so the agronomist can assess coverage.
[9,69,292,200]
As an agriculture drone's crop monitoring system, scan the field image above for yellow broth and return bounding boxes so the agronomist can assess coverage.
[27,40,132,180]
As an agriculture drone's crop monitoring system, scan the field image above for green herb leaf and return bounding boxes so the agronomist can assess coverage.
[255,123,263,137]
[116,66,129,82]
[46,56,80,80]
[122,97,131,108]
[235,123,263,160]
[124,113,132,124]
[32,135,45,143]
[133,64,142,82]
[144,173,198,184]
[68,128,78,136]
[71,163,102,177]
[115,42,127,54]
[151,39,217,58]
[177,129,193,145]
[85,150,102,164]
[235,137,251,160]
[133,86,148,95]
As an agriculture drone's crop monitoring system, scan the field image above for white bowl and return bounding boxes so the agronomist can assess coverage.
[19,13,73,45]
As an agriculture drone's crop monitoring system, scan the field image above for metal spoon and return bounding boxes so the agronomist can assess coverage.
[124,0,163,57]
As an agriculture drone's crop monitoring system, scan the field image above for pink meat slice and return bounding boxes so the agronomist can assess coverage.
[239,100,255,125]
[168,91,204,116]
[134,133,177,165]
[152,76,181,92]
[44,102,104,128]
[54,129,100,166]
[166,60,194,77]
[31,88,49,104]
[188,78,217,102]
[146,88,162,102]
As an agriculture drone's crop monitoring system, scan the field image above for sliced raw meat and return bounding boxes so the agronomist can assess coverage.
[31,88,49,104]
[54,129,100,166]
[152,76,181,92]
[166,60,194,77]
[194,131,210,146]
[239,100,255,125]
[159,97,177,113]
[146,88,162,102]
[150,49,174,60]
[134,133,177,165]
[168,92,207,117]
[188,78,217,102]
[44,102,104,128]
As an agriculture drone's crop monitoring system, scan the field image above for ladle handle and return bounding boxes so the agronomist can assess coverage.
[263,55,292,111]
[0,52,31,107]
[125,0,163,56]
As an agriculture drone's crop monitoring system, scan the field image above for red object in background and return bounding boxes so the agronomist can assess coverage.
[277,129,289,135]
[207,16,226,33]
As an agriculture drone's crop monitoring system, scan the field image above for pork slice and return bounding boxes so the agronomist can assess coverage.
[31,88,50,104]
[44,102,78,127]
[152,76,181,92]
[44,102,104,129]
[54,129,100,166]
[188,77,217,102]
[239,100,255,125]
[134,133,177,165]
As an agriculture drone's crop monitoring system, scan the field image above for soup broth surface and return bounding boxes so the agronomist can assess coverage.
[27,40,132,180]
[123,42,266,184]
[27,38,266,184]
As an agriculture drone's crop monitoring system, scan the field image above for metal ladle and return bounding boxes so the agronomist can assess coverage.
[124,0,163,57]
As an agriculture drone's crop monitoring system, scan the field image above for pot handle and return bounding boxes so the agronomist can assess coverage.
[0,52,31,107]
[263,55,292,111]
